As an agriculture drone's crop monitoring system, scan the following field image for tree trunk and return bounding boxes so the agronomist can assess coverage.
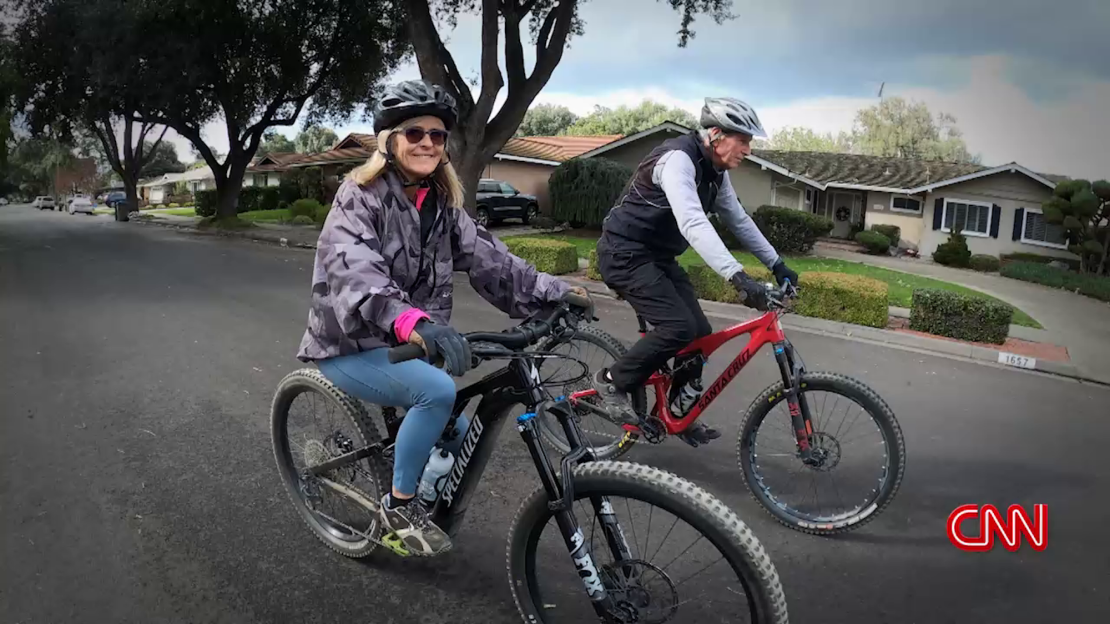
[214,154,250,220]
[118,177,140,222]
[455,148,485,215]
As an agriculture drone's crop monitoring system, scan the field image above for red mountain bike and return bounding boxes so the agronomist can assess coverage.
[538,282,905,536]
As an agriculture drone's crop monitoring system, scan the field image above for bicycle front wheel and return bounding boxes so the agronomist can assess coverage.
[507,461,789,624]
[737,372,906,536]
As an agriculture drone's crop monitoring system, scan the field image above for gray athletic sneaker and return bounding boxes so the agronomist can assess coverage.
[379,495,452,556]
[591,369,640,426]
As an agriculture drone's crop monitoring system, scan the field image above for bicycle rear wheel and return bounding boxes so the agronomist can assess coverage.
[737,372,905,536]
[271,368,391,557]
[507,461,789,623]
[534,325,648,460]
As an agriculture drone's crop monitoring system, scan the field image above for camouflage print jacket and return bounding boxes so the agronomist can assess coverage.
[297,172,570,362]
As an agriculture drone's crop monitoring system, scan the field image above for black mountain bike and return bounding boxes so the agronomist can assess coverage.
[271,298,789,623]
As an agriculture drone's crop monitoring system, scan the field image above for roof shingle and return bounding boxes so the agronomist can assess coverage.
[751,150,988,189]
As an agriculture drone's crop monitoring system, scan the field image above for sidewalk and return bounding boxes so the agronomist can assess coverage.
[813,246,1110,385]
[125,213,323,248]
[561,273,1099,385]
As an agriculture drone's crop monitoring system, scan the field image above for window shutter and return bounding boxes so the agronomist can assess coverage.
[1012,207,1024,241]
[932,198,943,230]
[990,204,1002,238]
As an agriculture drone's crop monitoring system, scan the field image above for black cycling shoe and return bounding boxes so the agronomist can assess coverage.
[591,369,640,426]
[677,422,722,448]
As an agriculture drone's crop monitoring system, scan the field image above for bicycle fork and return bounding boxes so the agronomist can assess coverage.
[517,404,636,620]
[772,339,817,463]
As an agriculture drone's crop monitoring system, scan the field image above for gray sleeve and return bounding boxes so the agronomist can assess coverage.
[655,151,745,280]
[713,174,780,269]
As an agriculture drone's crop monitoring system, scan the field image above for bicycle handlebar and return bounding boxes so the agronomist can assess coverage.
[387,297,589,365]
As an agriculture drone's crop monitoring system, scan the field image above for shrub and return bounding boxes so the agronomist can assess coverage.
[969,254,1000,272]
[855,230,891,255]
[549,157,634,228]
[1000,261,1110,303]
[167,202,180,208]
[586,248,602,281]
[749,205,834,254]
[277,200,290,212]
[910,288,1012,344]
[999,252,1081,272]
[793,273,888,328]
[292,215,315,225]
[291,198,323,220]
[258,187,281,212]
[237,187,260,213]
[870,224,901,248]
[932,231,971,267]
[314,202,331,225]
[685,264,773,305]
[504,238,579,275]
[194,190,217,217]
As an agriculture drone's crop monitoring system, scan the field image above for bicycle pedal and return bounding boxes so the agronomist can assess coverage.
[380,532,412,557]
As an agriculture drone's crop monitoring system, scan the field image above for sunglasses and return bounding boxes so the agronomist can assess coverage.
[402,127,449,146]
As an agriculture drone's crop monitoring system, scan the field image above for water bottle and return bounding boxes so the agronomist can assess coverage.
[418,447,456,503]
[671,380,702,417]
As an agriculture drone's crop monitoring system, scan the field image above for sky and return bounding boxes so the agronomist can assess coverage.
[168,0,1110,179]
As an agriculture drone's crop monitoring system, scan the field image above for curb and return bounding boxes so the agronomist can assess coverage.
[560,275,1098,386]
[129,218,319,250]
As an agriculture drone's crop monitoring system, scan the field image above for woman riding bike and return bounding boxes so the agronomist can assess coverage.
[295,79,589,557]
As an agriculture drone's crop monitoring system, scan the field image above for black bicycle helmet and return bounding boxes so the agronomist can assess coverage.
[372,80,458,134]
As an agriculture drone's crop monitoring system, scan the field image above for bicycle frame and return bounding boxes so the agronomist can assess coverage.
[571,307,817,454]
[306,350,636,617]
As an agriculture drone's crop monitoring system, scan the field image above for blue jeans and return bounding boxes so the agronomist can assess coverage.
[317,347,469,497]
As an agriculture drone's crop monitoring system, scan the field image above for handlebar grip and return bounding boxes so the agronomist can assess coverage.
[564,292,592,310]
[387,343,427,364]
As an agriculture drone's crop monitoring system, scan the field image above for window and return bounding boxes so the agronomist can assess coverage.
[478,181,498,193]
[499,182,518,195]
[1021,209,1068,248]
[890,195,922,213]
[943,199,992,236]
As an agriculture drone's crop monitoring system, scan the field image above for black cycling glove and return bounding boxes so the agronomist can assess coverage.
[772,259,799,288]
[411,320,472,377]
[729,271,770,311]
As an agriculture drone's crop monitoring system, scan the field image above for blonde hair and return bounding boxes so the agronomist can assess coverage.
[347,117,464,207]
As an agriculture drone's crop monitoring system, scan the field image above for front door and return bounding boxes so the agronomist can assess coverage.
[827,192,861,238]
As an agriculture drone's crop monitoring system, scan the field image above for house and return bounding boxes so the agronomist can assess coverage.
[277,133,617,211]
[245,152,304,187]
[578,122,1074,260]
[138,166,216,204]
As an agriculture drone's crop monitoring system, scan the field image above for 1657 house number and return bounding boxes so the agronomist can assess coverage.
[998,352,1036,370]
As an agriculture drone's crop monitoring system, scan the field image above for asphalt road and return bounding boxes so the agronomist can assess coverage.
[3,203,1108,623]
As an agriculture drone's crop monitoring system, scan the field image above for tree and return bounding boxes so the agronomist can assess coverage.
[11,0,176,220]
[851,97,978,163]
[132,0,408,220]
[140,141,186,178]
[5,135,77,197]
[754,126,853,153]
[258,130,296,155]
[1043,179,1110,275]
[294,125,339,154]
[564,100,697,136]
[515,103,578,136]
[406,0,733,212]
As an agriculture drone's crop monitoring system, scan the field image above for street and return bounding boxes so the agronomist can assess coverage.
[2,203,1108,623]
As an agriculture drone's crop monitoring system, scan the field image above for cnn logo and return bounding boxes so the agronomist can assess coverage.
[947,504,1048,552]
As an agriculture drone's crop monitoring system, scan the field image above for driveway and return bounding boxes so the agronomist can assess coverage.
[2,203,1108,623]
[815,247,1110,385]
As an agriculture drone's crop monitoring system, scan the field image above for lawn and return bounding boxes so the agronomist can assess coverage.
[239,208,291,223]
[505,232,1041,329]
[160,207,197,217]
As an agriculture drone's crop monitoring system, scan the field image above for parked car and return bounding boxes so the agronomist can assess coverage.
[0,197,9,206]
[68,196,95,215]
[104,191,127,209]
[475,178,539,226]
[32,196,56,210]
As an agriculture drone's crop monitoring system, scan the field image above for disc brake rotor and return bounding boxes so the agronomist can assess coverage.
[805,431,842,472]
[599,559,679,624]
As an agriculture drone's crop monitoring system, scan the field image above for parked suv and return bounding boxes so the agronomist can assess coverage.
[104,191,127,210]
[32,196,56,210]
[475,179,539,226]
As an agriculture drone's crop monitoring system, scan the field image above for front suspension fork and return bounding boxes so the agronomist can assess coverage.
[772,340,815,460]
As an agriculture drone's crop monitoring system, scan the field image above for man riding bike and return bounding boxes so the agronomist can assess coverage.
[296,79,589,556]
[592,97,799,447]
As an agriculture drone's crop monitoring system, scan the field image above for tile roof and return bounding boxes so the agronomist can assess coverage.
[499,135,622,162]
[750,150,989,189]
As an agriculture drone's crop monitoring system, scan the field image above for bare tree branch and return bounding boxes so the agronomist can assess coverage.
[473,0,505,125]
[406,0,473,109]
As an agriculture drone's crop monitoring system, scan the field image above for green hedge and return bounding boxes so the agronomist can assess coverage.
[315,202,331,225]
[291,198,323,220]
[195,190,217,217]
[1000,261,1110,302]
[748,205,834,254]
[969,254,1000,272]
[238,187,281,213]
[505,238,579,275]
[291,215,315,225]
[999,252,1081,272]
[549,157,634,228]
[686,266,888,327]
[870,224,901,248]
[587,248,602,281]
[933,232,971,267]
[855,230,891,254]
[910,288,1012,344]
[794,272,888,328]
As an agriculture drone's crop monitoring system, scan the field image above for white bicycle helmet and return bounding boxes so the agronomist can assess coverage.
[700,97,766,138]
